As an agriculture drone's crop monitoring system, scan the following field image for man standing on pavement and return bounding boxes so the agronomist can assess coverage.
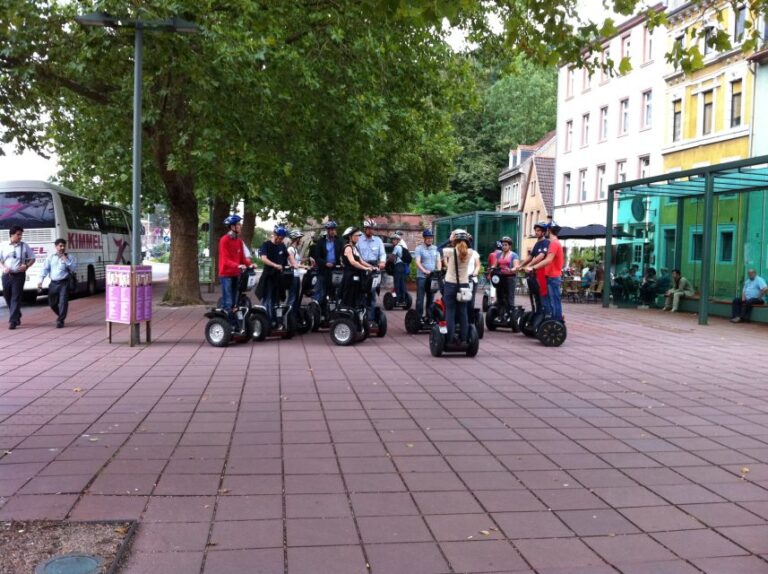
[731,268,768,323]
[37,238,77,328]
[358,219,387,321]
[313,221,342,305]
[1,225,36,330]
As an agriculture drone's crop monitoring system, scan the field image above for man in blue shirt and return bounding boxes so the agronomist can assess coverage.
[1,225,36,330]
[731,269,768,323]
[358,219,386,320]
[37,238,77,328]
[414,230,441,318]
[313,221,342,304]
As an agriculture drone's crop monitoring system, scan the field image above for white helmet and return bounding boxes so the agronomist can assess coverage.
[363,218,377,228]
[289,230,304,240]
[342,226,359,238]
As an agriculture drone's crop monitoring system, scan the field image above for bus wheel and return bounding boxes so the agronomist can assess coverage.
[87,268,97,296]
[21,291,39,304]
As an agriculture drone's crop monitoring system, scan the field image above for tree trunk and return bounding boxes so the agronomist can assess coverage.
[241,206,257,253]
[163,177,204,305]
[210,197,230,287]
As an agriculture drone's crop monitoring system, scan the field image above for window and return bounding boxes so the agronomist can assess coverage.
[633,244,643,263]
[531,180,536,196]
[60,194,102,231]
[601,48,610,83]
[566,68,575,97]
[691,228,703,262]
[563,173,572,203]
[102,206,130,234]
[596,165,606,199]
[639,156,650,178]
[734,5,747,42]
[642,90,652,128]
[730,80,742,127]
[672,99,682,142]
[702,89,714,135]
[643,25,653,62]
[599,106,608,140]
[579,169,588,201]
[621,34,631,60]
[616,160,627,183]
[619,98,629,134]
[0,191,56,230]
[581,113,590,146]
[703,26,714,55]
[718,227,735,263]
[565,120,573,152]
[582,68,590,92]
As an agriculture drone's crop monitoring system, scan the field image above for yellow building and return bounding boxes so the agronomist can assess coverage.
[662,0,755,171]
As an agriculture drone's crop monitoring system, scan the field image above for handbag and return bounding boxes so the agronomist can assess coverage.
[453,248,473,302]
[67,271,78,292]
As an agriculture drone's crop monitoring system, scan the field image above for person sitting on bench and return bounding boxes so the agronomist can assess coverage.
[731,269,768,323]
[637,267,657,308]
[663,269,694,312]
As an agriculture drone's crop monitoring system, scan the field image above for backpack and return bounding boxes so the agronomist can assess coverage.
[401,248,412,265]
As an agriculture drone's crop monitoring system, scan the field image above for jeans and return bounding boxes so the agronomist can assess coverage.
[262,279,277,323]
[1,272,25,325]
[287,276,301,316]
[394,262,407,302]
[416,276,434,317]
[732,297,763,320]
[444,282,468,343]
[313,267,331,303]
[48,279,70,323]
[546,276,563,321]
[501,275,516,312]
[220,276,239,326]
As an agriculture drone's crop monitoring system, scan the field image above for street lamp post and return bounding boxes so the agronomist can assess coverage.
[76,12,198,343]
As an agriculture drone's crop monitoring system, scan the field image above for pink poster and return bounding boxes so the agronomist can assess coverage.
[106,265,132,324]
[135,266,152,322]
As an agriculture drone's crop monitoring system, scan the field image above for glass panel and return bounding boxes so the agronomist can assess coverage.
[0,191,55,230]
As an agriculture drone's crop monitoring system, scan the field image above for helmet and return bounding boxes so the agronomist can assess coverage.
[422,229,434,238]
[533,221,549,231]
[223,214,242,226]
[453,229,470,243]
[500,236,513,245]
[549,222,562,235]
[363,218,377,228]
[273,225,288,237]
[495,240,503,250]
[289,230,304,240]
[342,226,360,238]
[324,220,337,229]
[395,230,404,237]
[389,233,400,241]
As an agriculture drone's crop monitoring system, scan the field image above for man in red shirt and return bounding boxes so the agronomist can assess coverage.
[218,215,252,323]
[526,223,564,321]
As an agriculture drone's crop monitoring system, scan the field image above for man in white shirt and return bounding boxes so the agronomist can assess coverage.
[0,225,36,330]
[38,238,77,328]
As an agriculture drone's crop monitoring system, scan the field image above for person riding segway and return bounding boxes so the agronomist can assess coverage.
[383,233,413,310]
[329,227,380,346]
[430,229,479,357]
[486,236,523,332]
[287,230,315,333]
[253,225,297,340]
[405,229,443,334]
[523,222,567,346]
[205,265,259,347]
[517,221,551,334]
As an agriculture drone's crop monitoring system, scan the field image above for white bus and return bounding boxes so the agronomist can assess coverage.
[0,180,135,302]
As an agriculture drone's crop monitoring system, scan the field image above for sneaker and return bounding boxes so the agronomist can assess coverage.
[730,317,742,323]
[56,321,64,328]
[8,322,16,330]
[662,307,671,311]
[637,305,649,310]
[670,309,677,313]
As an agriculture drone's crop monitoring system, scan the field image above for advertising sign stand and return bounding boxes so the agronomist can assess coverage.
[105,265,153,347]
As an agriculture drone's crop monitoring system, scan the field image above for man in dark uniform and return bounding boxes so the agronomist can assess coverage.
[517,221,550,316]
[313,221,343,305]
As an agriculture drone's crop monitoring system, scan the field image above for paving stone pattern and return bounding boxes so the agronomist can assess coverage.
[1,287,768,573]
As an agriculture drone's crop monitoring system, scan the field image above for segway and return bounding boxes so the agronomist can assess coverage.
[485,268,523,333]
[249,267,297,341]
[429,296,479,357]
[404,271,442,334]
[468,277,484,339]
[329,269,385,346]
[519,272,567,347]
[383,289,413,310]
[204,268,258,347]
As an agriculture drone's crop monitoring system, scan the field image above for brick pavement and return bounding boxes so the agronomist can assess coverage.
[1,282,768,574]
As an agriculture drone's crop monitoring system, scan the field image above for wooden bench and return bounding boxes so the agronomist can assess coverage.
[675,295,768,323]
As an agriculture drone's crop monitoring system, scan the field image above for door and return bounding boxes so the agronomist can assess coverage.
[663,228,676,270]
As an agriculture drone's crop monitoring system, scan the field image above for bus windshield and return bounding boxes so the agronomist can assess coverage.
[0,191,56,230]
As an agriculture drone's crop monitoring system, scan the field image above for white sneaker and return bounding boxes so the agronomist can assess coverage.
[637,305,649,310]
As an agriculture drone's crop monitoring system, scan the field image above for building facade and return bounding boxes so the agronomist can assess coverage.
[498,131,555,213]
[554,7,668,231]
[519,156,556,256]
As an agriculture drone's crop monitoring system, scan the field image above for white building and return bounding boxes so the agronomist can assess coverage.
[554,6,668,230]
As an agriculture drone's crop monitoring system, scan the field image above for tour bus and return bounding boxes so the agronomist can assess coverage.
[0,180,135,302]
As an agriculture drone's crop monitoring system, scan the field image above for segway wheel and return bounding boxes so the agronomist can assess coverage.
[205,317,232,348]
[429,325,444,357]
[404,292,413,310]
[404,309,421,334]
[475,310,485,339]
[331,318,356,346]
[283,312,297,339]
[248,313,268,341]
[309,301,322,332]
[383,292,394,310]
[510,307,522,334]
[296,308,313,334]
[466,325,479,357]
[360,319,370,342]
[537,319,567,347]
[482,293,489,312]
[485,307,498,331]
[238,294,252,308]
[376,309,388,338]
[520,311,536,337]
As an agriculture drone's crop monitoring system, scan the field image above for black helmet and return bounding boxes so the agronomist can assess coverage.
[533,221,549,231]
[500,236,513,245]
